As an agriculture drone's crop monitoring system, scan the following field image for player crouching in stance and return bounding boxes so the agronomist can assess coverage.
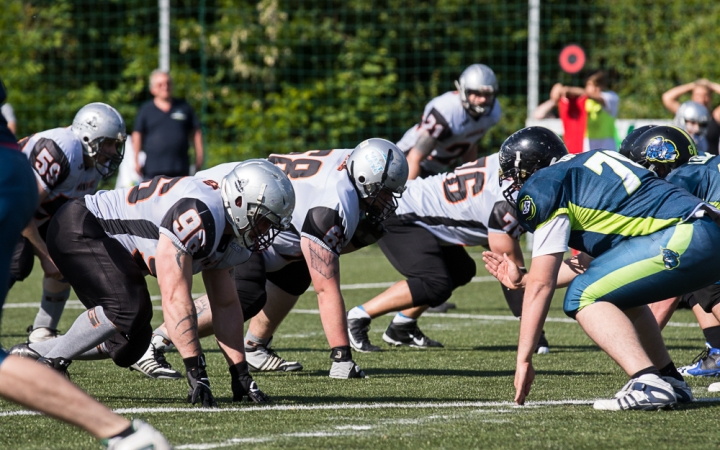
[346,152,532,352]
[13,103,126,344]
[132,139,409,379]
[490,126,720,411]
[11,160,294,406]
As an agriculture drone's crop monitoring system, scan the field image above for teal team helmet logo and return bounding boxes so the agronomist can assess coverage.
[645,137,679,163]
[661,247,680,270]
[520,195,536,221]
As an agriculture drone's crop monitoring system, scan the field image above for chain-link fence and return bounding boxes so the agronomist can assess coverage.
[1,0,719,167]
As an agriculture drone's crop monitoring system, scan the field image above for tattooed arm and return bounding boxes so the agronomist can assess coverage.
[156,233,202,358]
[300,237,350,348]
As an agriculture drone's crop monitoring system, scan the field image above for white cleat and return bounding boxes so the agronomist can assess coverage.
[246,344,303,372]
[329,360,367,379]
[130,343,182,380]
[594,374,677,411]
[27,326,61,343]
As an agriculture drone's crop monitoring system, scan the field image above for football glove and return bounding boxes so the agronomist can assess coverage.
[230,362,271,403]
[186,358,217,407]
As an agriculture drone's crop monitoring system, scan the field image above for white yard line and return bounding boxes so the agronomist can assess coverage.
[3,398,719,418]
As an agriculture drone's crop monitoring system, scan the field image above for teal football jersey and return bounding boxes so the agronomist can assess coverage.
[516,150,704,257]
[666,154,720,209]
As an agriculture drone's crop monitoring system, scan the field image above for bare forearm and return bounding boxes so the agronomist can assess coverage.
[517,281,554,363]
[210,299,245,365]
[163,292,201,358]
[22,222,50,259]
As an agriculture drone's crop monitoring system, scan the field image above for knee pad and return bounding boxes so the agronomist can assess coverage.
[451,259,476,288]
[106,323,153,367]
[408,276,453,307]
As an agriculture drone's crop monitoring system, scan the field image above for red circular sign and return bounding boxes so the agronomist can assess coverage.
[559,44,586,74]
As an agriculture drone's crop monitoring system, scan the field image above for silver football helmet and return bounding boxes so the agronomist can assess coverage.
[454,64,499,117]
[674,101,709,139]
[71,102,127,178]
[221,159,295,251]
[346,138,409,223]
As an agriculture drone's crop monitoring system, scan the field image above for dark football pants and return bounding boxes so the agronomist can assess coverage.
[46,200,153,367]
[234,251,270,321]
[377,217,476,307]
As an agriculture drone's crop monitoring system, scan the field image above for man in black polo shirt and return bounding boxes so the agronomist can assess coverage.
[132,70,204,178]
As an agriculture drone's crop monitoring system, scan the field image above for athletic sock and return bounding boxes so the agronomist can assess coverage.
[330,346,352,362]
[245,330,271,349]
[33,288,70,330]
[151,332,174,352]
[702,326,720,349]
[348,306,371,320]
[659,362,684,381]
[75,343,110,361]
[42,306,118,360]
[630,366,661,380]
[391,312,416,325]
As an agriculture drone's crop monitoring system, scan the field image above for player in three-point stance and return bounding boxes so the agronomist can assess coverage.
[488,126,720,410]
[131,139,408,380]
[11,159,295,406]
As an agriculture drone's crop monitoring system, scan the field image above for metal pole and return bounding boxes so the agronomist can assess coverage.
[159,0,170,71]
[527,0,540,118]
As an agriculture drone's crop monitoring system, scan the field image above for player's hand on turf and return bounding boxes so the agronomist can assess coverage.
[186,365,217,407]
[230,363,271,403]
[40,256,64,280]
[514,361,535,405]
[483,252,523,290]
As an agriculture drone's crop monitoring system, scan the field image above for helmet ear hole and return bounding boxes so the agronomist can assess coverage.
[235,197,242,208]
[358,175,366,183]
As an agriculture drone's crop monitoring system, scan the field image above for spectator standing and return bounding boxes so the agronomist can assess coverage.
[132,70,203,179]
[1,102,16,134]
[662,79,720,154]
[563,71,620,152]
[532,83,587,154]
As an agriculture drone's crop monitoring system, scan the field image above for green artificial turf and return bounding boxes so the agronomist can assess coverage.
[0,245,718,449]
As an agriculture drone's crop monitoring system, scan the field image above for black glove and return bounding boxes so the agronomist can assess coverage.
[185,355,217,407]
[230,362,271,403]
[350,217,388,249]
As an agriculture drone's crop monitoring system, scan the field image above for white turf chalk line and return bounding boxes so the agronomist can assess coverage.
[3,398,720,418]
[2,274,699,328]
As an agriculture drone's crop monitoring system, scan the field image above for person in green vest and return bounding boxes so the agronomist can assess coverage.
[563,70,620,152]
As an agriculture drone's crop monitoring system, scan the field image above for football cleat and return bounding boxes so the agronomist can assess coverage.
[26,325,61,343]
[102,419,173,450]
[246,343,303,372]
[662,376,693,403]
[38,356,72,379]
[382,322,444,348]
[426,302,457,313]
[347,316,381,353]
[8,342,42,360]
[536,330,550,355]
[329,360,367,379]
[130,342,182,380]
[594,374,677,411]
[678,345,720,377]
[709,382,720,392]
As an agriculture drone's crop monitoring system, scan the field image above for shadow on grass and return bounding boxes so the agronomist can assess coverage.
[472,344,603,353]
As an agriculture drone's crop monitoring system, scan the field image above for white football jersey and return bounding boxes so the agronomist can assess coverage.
[85,176,250,276]
[20,127,103,227]
[198,152,361,270]
[394,153,523,246]
[396,91,501,175]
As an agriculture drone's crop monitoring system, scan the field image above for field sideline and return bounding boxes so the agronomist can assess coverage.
[1,245,719,449]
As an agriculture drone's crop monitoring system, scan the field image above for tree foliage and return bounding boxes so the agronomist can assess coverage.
[1,0,719,166]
